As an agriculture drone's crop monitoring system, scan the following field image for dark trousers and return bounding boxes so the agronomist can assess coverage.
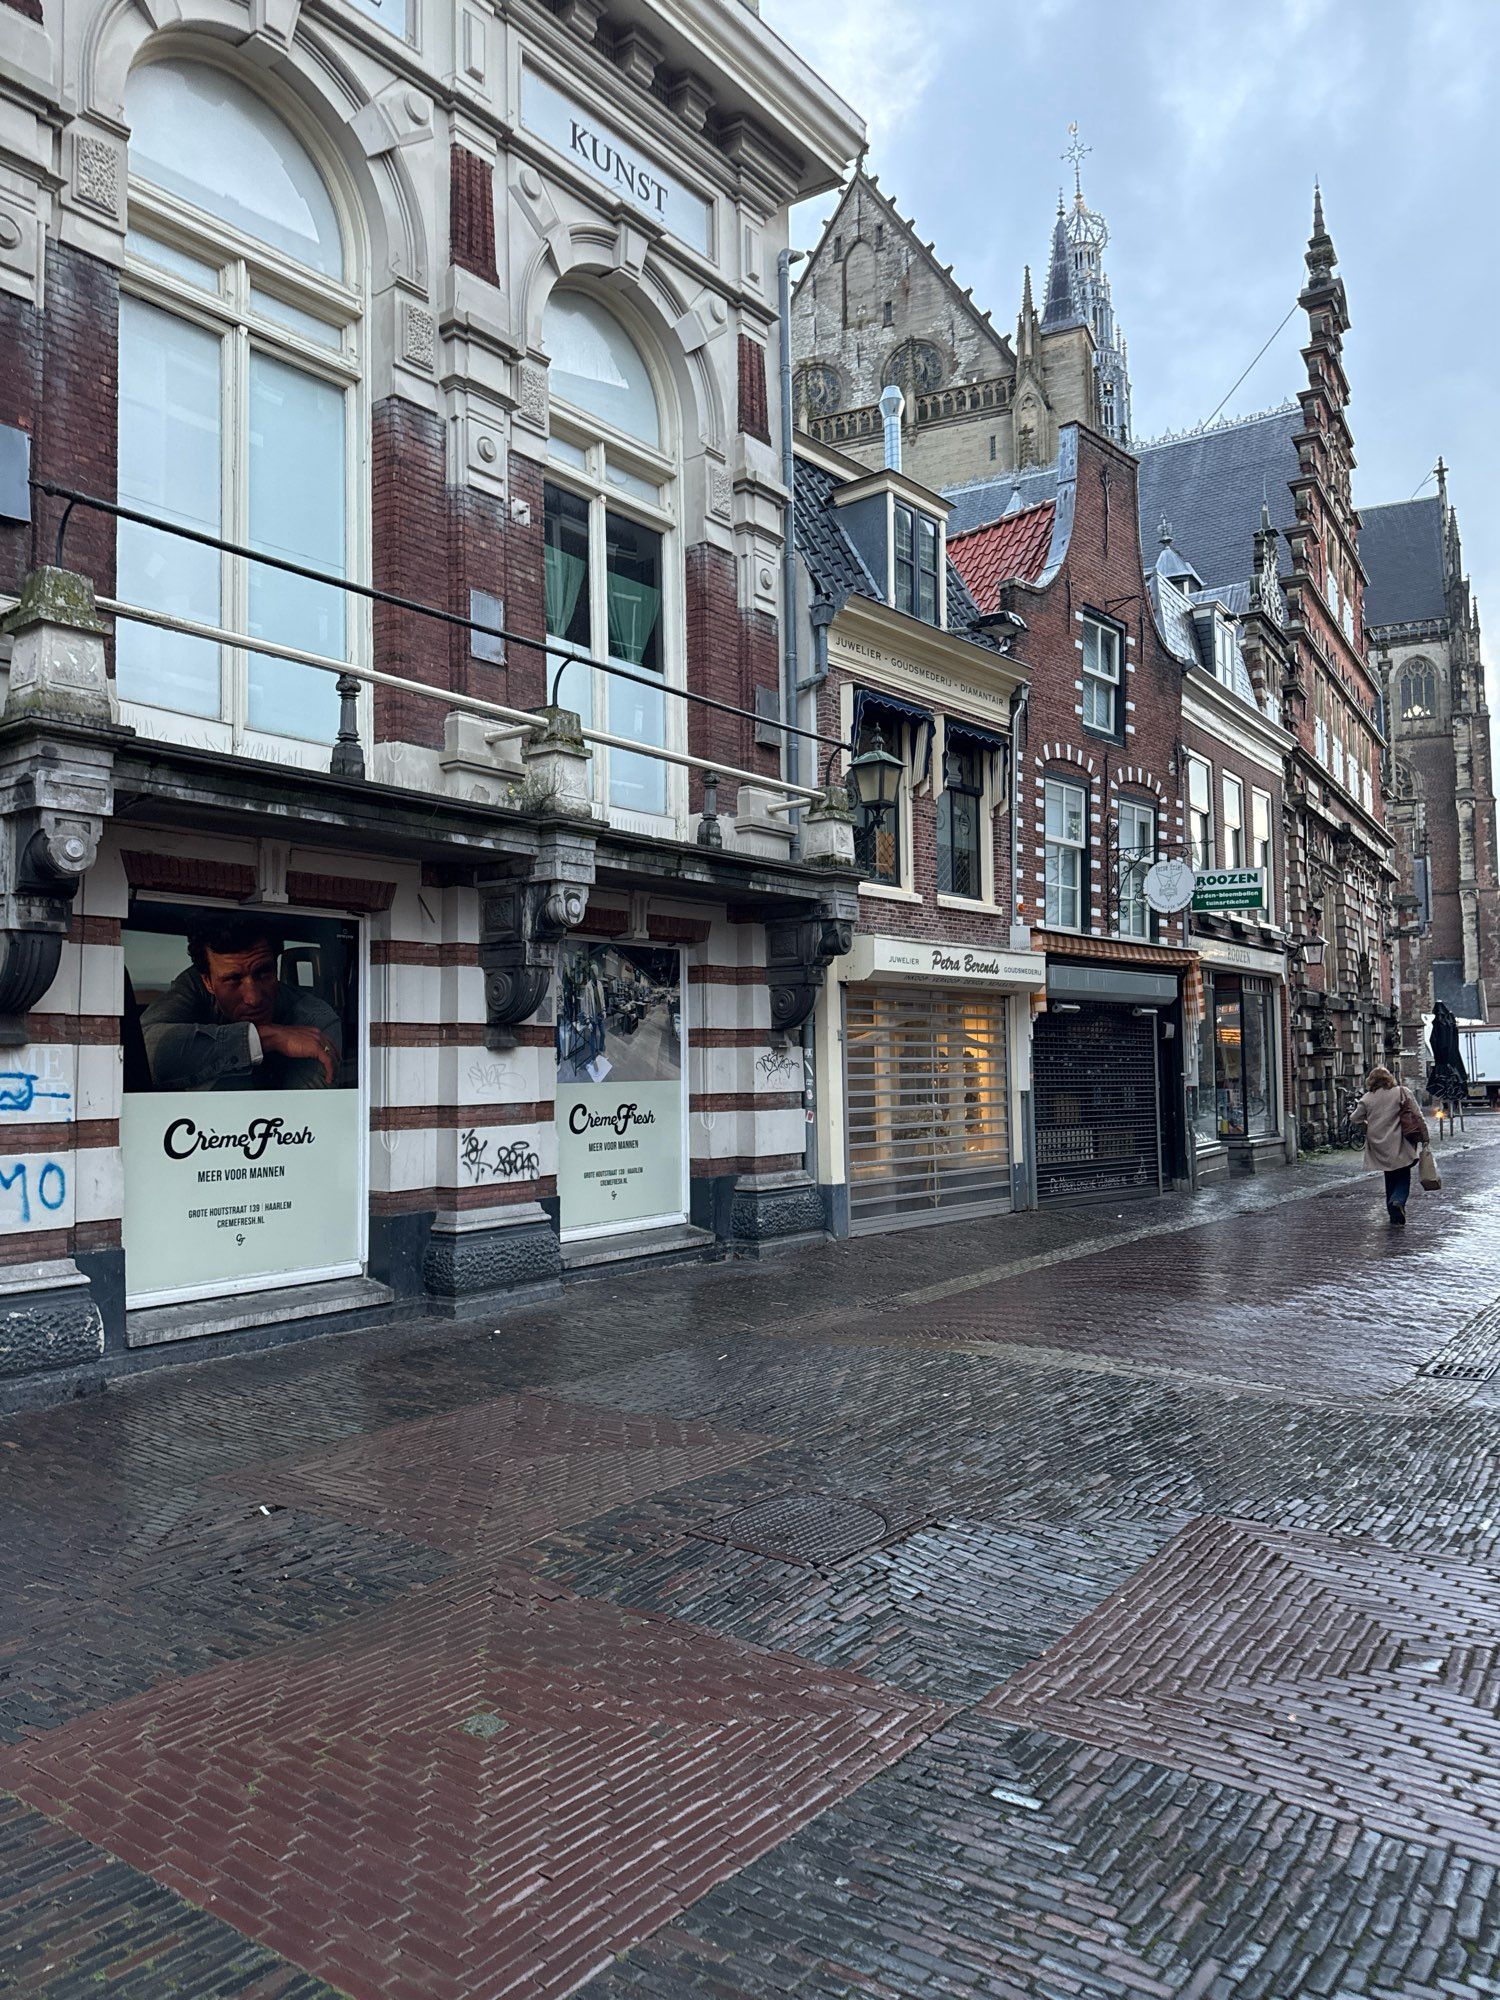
[1384,1165,1412,1214]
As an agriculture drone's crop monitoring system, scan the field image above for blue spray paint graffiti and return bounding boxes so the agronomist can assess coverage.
[0,1072,72,1114]
[0,1159,68,1224]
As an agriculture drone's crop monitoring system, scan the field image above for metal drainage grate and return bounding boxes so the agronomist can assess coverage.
[1419,1301,1500,1383]
[694,1495,890,1567]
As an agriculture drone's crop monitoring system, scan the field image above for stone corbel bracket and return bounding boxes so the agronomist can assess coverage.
[477,827,596,1049]
[0,568,120,1045]
[763,888,857,1042]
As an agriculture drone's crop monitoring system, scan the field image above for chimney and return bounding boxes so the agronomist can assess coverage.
[879,384,904,472]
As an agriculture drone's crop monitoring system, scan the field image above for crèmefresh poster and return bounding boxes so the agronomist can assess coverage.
[121,903,362,1303]
[555,942,683,1234]
[122,1090,363,1297]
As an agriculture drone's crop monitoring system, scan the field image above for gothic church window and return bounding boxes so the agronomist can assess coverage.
[883,339,945,395]
[1399,658,1437,720]
[794,363,844,418]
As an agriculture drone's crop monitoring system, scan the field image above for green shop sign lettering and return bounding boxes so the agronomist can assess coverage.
[1192,868,1266,912]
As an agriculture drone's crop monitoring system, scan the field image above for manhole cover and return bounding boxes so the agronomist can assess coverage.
[1419,1300,1500,1382]
[696,1495,889,1566]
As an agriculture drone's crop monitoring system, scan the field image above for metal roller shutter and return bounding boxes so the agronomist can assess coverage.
[845,985,1012,1230]
[1032,1004,1162,1202]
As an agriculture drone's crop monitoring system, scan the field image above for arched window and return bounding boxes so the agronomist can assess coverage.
[541,289,677,826]
[1399,658,1437,720]
[119,58,362,755]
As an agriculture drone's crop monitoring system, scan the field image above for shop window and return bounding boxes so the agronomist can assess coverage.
[894,503,940,624]
[120,903,363,1305]
[1044,776,1087,931]
[1198,974,1278,1144]
[1081,617,1120,734]
[1222,774,1245,867]
[1252,788,1274,919]
[852,715,908,887]
[1116,797,1156,940]
[1187,755,1213,870]
[542,289,677,825]
[938,741,986,899]
[119,58,362,759]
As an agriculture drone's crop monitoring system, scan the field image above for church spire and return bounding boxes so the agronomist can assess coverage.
[1039,124,1132,445]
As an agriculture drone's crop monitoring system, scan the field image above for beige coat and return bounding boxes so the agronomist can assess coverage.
[1353,1085,1428,1172]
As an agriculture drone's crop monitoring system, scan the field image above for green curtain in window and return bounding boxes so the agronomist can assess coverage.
[606,574,661,666]
[544,544,586,640]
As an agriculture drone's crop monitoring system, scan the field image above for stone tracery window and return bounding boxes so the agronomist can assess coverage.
[1398,658,1437,720]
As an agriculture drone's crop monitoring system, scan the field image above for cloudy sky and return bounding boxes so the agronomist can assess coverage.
[760,0,1500,703]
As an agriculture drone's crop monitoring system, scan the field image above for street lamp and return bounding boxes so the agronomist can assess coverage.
[848,726,903,822]
[1292,931,1327,970]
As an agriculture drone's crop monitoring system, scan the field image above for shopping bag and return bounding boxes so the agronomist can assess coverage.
[1419,1144,1441,1191]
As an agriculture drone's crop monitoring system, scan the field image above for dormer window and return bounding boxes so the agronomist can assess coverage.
[1213,618,1236,684]
[894,502,940,624]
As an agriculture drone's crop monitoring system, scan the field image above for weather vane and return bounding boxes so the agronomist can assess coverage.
[1063,122,1090,200]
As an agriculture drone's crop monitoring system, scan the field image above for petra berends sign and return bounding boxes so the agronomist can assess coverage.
[521,67,712,257]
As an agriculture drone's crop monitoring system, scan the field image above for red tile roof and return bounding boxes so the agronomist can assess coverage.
[949,503,1056,609]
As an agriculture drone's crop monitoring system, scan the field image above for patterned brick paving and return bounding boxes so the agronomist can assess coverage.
[0,1570,941,2000]
[986,1515,1500,1864]
[215,1390,770,1559]
[1,1126,1499,2000]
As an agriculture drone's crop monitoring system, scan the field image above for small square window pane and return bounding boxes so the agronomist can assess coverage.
[126,231,220,292]
[250,288,343,350]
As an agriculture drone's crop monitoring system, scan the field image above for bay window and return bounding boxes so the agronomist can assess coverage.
[543,290,677,826]
[1044,777,1087,931]
[119,58,361,758]
[1116,797,1156,939]
[1082,617,1120,734]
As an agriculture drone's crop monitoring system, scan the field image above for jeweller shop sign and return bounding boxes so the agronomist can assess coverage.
[521,66,712,256]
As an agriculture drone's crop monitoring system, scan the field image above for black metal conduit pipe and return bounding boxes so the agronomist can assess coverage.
[34,481,849,759]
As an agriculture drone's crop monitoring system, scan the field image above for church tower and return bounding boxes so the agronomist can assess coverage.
[1041,128,1133,446]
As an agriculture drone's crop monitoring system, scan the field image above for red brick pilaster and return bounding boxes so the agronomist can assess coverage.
[450,147,498,285]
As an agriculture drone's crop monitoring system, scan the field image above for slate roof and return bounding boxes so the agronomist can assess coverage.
[1360,497,1446,630]
[949,503,1057,609]
[1134,405,1301,589]
[794,454,992,644]
[793,458,878,608]
[944,465,1061,537]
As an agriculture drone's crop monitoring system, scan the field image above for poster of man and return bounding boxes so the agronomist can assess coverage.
[123,907,359,1096]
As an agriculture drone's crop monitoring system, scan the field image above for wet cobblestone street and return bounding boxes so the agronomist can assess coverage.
[5,1127,1500,1999]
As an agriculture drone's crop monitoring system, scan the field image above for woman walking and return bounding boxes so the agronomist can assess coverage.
[1350,1066,1429,1226]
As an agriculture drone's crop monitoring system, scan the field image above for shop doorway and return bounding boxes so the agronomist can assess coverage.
[1033,1003,1162,1202]
[844,985,1012,1230]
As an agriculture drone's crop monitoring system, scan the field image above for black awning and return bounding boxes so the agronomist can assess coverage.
[853,687,935,786]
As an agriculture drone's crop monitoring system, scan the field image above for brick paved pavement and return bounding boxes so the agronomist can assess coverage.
[3,1124,1500,1998]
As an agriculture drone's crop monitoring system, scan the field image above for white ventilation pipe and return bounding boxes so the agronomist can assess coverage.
[879,384,905,472]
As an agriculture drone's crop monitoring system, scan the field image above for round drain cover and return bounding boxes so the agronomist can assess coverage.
[707,1495,889,1565]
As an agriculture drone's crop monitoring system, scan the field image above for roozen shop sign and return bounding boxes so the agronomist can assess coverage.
[1191,868,1266,912]
[521,67,712,256]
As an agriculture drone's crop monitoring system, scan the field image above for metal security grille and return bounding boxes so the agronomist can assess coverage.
[1033,1005,1162,1202]
[845,986,1011,1230]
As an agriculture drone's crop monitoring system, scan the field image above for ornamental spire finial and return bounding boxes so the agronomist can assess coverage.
[1063,122,1091,205]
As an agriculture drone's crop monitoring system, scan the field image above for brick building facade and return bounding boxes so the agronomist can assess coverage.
[0,0,865,1394]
